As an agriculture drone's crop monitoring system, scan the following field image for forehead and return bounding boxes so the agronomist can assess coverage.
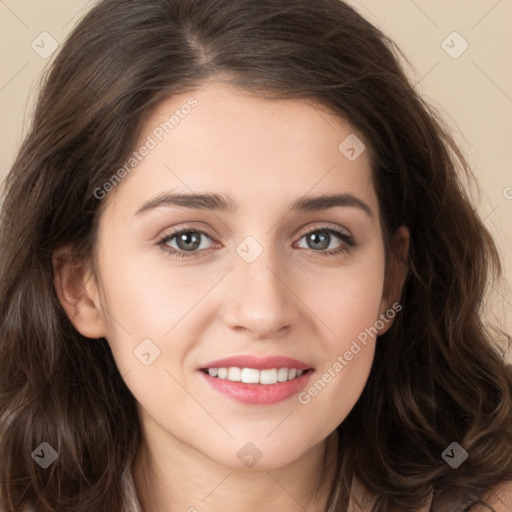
[104,82,378,219]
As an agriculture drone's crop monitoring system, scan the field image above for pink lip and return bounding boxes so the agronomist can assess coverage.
[198,354,314,405]
[199,370,313,405]
[201,355,312,371]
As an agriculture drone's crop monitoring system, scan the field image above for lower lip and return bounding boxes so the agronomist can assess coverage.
[199,370,313,405]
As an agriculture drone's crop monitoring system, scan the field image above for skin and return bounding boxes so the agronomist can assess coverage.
[55,81,411,511]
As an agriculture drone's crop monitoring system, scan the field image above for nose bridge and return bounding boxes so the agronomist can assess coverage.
[222,232,296,337]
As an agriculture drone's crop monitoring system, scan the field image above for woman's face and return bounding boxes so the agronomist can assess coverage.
[73,82,404,470]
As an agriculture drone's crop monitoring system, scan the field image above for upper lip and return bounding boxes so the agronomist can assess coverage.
[200,355,312,371]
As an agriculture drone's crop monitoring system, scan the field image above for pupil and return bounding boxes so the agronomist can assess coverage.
[178,232,200,251]
[309,232,329,250]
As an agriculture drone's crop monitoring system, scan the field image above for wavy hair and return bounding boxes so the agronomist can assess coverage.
[1,0,511,510]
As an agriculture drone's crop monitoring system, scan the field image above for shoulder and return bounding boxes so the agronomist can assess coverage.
[348,478,512,512]
[473,481,512,511]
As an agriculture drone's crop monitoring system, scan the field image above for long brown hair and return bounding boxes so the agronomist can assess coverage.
[1,0,511,510]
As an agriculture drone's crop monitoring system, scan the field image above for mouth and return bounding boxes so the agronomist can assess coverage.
[198,355,314,405]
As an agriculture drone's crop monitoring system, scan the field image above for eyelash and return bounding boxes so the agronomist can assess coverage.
[157,225,357,259]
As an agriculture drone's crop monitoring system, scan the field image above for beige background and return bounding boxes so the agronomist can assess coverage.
[0,1,511,356]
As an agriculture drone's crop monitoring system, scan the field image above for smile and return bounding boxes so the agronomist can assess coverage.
[204,367,305,384]
[199,355,314,405]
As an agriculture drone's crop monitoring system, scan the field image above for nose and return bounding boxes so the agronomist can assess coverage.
[221,245,298,339]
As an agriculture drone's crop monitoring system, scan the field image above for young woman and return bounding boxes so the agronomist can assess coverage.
[1,0,511,510]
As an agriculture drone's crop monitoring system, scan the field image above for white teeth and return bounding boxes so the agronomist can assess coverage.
[260,369,278,385]
[227,367,241,381]
[207,367,306,384]
[277,368,289,382]
[241,368,260,384]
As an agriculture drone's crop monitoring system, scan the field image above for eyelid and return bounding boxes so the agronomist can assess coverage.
[300,223,352,238]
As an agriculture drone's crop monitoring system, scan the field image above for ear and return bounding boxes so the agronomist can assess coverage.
[52,246,107,339]
[377,225,410,336]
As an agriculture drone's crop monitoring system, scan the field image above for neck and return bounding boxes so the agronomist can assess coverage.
[133,425,340,512]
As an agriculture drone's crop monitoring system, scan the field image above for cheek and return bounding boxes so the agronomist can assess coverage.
[94,257,201,427]
[91,250,186,378]
[97,249,205,338]
[296,289,381,437]
[296,246,385,417]
[309,247,386,350]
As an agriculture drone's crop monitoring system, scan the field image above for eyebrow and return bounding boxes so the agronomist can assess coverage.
[134,192,374,220]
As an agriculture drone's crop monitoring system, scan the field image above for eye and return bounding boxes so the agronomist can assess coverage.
[295,227,356,256]
[157,227,217,258]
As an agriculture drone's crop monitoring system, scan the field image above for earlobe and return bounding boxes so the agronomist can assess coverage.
[377,225,410,336]
[52,247,107,339]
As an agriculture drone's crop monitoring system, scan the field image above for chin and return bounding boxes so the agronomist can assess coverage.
[205,434,320,471]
